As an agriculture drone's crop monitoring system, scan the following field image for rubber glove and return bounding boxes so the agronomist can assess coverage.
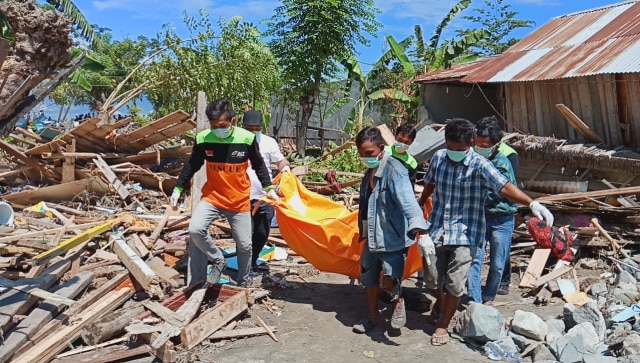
[266,188,280,202]
[417,233,435,264]
[170,191,181,208]
[281,165,291,173]
[530,201,554,226]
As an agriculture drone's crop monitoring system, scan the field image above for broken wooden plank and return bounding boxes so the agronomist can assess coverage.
[209,325,277,340]
[32,219,117,266]
[12,288,132,363]
[2,176,111,205]
[52,342,150,363]
[127,234,149,259]
[93,155,130,201]
[534,265,573,288]
[255,315,278,342]
[0,221,103,244]
[518,248,551,288]
[147,257,179,288]
[114,110,191,150]
[148,207,180,245]
[0,259,70,333]
[12,272,130,358]
[0,275,77,306]
[142,301,185,327]
[0,272,93,363]
[111,234,164,299]
[0,139,55,178]
[555,104,603,143]
[180,286,249,349]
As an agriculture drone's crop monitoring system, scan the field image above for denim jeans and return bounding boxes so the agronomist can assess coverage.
[187,200,252,286]
[467,214,515,303]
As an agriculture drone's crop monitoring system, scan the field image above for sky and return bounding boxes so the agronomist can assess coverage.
[39,0,625,117]
[76,0,624,68]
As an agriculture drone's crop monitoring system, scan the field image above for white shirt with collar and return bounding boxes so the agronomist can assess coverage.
[248,133,285,200]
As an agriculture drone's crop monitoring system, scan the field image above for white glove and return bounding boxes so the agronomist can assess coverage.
[530,201,554,226]
[417,233,436,263]
[266,188,280,202]
[170,191,181,208]
[281,165,291,173]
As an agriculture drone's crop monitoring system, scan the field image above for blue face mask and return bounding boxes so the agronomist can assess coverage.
[394,141,408,154]
[212,126,232,139]
[252,131,261,143]
[446,149,468,162]
[361,156,381,169]
[474,146,494,158]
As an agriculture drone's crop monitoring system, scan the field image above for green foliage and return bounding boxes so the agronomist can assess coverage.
[412,0,490,73]
[45,0,95,43]
[457,0,535,55]
[143,13,279,115]
[0,11,14,41]
[266,0,381,154]
[289,143,364,183]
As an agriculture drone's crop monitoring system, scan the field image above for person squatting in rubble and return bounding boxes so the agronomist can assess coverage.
[467,118,524,306]
[473,116,520,296]
[242,110,290,274]
[418,118,553,346]
[352,126,429,334]
[170,98,279,288]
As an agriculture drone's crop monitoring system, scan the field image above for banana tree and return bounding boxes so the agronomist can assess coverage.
[413,0,489,72]
[330,35,416,134]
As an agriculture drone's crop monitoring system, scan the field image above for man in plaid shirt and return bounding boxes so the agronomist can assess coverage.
[418,118,553,346]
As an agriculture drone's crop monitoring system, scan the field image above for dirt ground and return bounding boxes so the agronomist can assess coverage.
[181,267,570,363]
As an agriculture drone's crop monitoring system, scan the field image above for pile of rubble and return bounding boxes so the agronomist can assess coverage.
[455,256,640,362]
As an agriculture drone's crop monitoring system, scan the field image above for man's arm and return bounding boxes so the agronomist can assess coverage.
[499,182,532,205]
[418,183,435,206]
[275,158,290,171]
[248,139,272,189]
[173,143,205,192]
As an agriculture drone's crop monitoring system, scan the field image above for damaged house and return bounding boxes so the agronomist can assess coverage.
[414,1,640,192]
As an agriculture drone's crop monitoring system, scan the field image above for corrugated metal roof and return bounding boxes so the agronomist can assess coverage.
[412,58,492,83]
[461,1,640,83]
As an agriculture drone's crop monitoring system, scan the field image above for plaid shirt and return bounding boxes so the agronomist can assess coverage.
[424,149,509,247]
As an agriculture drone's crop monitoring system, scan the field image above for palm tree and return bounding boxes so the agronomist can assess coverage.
[44,0,94,42]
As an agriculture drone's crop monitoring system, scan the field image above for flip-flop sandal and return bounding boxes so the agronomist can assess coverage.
[431,333,450,346]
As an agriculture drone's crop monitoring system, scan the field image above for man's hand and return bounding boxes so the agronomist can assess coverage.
[530,201,554,226]
[266,188,280,202]
[170,191,181,208]
[281,165,291,173]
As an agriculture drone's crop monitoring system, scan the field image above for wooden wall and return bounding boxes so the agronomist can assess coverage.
[503,74,638,148]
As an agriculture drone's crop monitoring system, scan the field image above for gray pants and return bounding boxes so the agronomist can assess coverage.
[187,200,252,286]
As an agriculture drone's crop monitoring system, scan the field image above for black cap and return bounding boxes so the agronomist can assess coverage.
[243,110,263,126]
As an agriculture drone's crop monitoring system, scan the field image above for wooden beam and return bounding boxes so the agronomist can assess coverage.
[93,156,130,201]
[11,288,132,363]
[32,220,117,266]
[111,234,164,299]
[537,185,640,203]
[0,272,93,363]
[534,266,573,288]
[0,139,54,178]
[61,137,76,183]
[51,342,150,363]
[147,257,179,288]
[555,104,602,143]
[80,304,145,345]
[148,207,180,245]
[2,176,111,206]
[0,221,103,244]
[592,217,629,258]
[14,127,46,143]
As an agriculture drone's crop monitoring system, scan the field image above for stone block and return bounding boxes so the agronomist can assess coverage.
[511,310,548,341]
[563,301,607,340]
[453,303,505,343]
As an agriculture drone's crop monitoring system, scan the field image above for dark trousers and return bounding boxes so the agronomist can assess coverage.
[250,199,275,268]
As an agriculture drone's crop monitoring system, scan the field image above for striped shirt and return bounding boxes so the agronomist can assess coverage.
[423,149,509,246]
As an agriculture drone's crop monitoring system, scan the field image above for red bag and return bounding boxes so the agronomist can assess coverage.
[528,217,574,262]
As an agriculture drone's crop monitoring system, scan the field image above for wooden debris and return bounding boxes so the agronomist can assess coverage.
[591,217,629,258]
[255,315,278,342]
[80,304,145,346]
[111,234,164,299]
[209,326,277,341]
[519,249,551,288]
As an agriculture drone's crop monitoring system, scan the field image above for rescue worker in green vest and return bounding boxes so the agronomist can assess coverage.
[385,124,418,186]
[475,116,519,295]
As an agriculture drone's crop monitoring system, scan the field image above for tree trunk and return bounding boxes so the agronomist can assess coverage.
[296,72,322,156]
[0,0,73,135]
